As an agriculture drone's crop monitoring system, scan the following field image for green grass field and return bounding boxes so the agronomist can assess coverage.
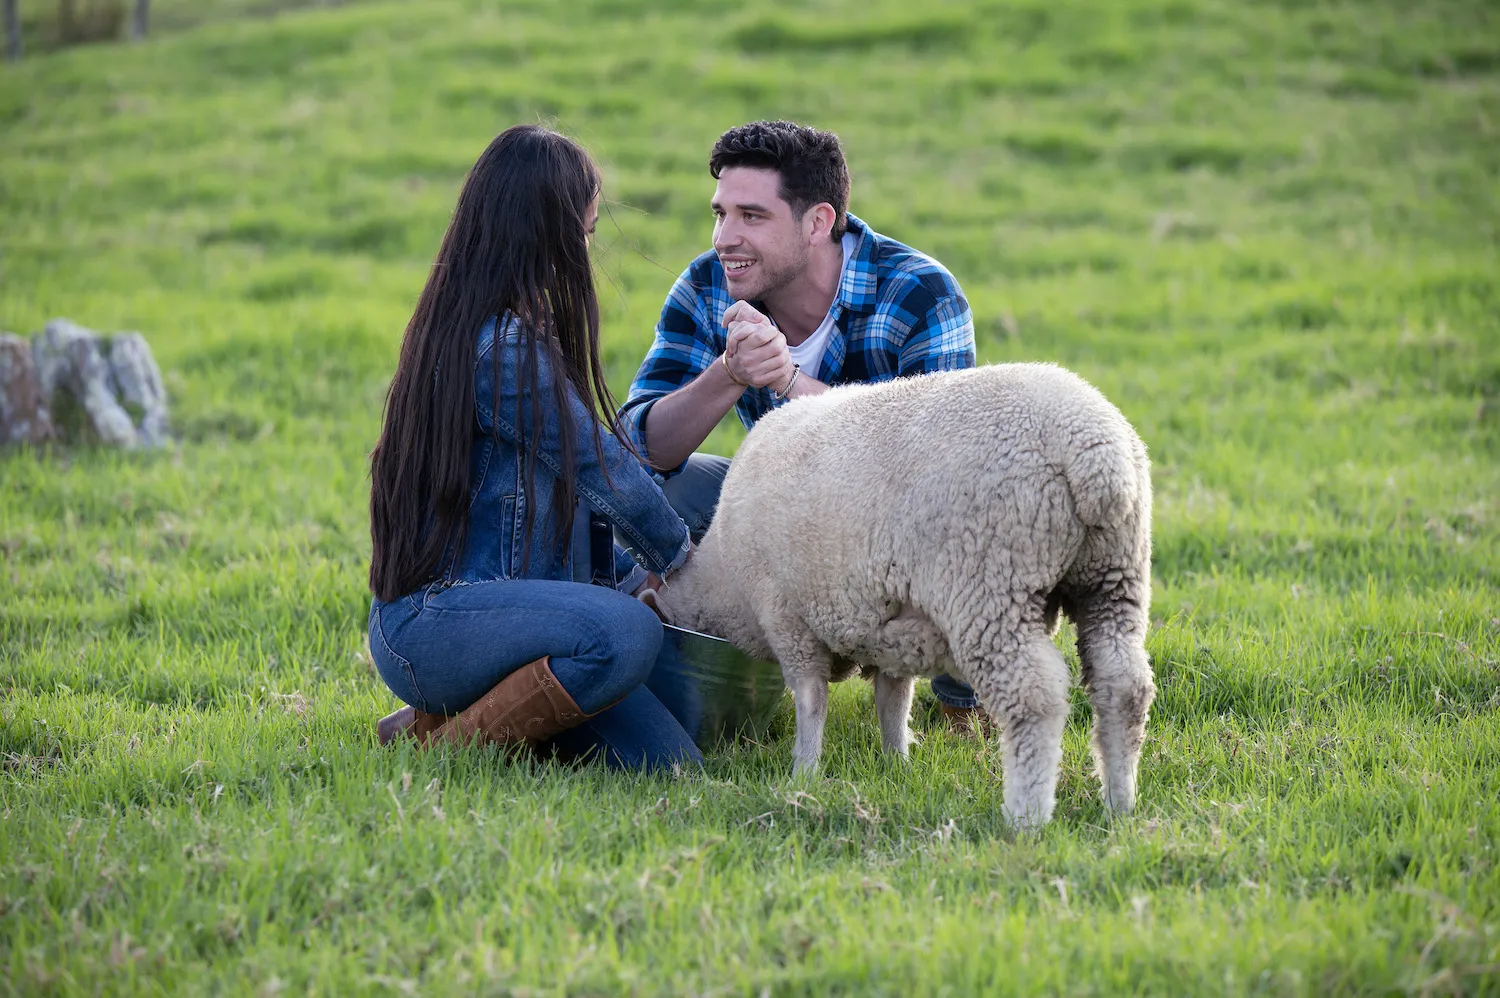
[3,0,1499,993]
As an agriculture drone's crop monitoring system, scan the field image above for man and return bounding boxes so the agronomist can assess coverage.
[620,120,987,732]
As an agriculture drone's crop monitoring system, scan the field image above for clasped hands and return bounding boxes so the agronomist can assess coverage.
[721,301,796,393]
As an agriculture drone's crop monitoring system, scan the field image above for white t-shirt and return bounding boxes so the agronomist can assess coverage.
[786,231,858,377]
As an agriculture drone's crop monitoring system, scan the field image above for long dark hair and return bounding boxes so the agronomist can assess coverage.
[369,125,627,602]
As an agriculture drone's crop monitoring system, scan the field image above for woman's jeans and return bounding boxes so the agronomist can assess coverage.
[369,579,703,771]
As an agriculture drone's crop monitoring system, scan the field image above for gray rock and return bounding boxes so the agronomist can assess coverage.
[0,332,54,444]
[108,332,170,446]
[23,318,171,448]
[34,319,138,446]
[30,320,74,404]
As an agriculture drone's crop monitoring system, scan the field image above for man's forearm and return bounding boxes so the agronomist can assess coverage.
[642,358,746,471]
[785,370,830,401]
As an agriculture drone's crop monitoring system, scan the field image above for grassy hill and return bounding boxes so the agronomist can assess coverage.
[2,0,1498,993]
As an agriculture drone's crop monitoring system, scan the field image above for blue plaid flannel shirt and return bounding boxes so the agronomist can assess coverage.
[620,213,976,471]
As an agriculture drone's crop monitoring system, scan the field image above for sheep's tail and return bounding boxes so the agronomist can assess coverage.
[1062,431,1146,530]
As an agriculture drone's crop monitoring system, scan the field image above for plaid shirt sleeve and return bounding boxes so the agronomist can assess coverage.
[618,257,723,470]
[897,289,976,377]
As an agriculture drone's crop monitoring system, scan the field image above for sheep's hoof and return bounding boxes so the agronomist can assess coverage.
[1002,805,1053,833]
[790,759,822,781]
[884,735,916,759]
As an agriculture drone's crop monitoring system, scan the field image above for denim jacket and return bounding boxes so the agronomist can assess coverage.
[436,314,690,589]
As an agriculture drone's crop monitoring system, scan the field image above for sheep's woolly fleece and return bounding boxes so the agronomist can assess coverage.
[652,363,1156,830]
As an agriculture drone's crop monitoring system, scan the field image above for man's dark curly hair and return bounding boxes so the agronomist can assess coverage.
[709,121,850,241]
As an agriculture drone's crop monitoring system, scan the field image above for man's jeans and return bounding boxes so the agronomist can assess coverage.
[660,454,980,710]
[369,580,704,771]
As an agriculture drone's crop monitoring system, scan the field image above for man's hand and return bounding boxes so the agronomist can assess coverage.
[723,301,795,390]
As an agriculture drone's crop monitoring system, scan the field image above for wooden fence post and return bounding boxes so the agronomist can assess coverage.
[131,0,148,40]
[4,0,20,61]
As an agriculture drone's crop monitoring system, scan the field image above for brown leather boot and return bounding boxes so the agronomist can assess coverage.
[378,658,593,749]
[376,705,446,745]
[424,656,588,747]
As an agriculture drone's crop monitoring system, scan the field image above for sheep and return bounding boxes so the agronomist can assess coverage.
[644,363,1155,830]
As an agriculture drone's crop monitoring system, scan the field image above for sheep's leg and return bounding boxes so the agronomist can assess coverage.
[785,671,829,777]
[760,604,837,778]
[872,671,915,757]
[1075,591,1155,815]
[969,631,1072,831]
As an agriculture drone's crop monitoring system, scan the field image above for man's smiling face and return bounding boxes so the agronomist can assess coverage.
[711,166,810,303]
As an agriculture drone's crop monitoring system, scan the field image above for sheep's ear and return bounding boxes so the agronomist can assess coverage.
[639,588,667,622]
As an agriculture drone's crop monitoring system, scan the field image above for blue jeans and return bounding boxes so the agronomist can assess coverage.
[662,453,980,708]
[369,579,704,771]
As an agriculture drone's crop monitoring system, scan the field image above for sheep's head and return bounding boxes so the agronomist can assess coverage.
[637,543,720,636]
[638,539,772,659]
[637,560,697,631]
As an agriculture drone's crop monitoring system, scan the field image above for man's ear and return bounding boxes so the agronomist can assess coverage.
[639,588,666,622]
[805,202,836,243]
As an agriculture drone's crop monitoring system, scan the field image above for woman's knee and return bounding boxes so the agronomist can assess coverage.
[601,594,664,687]
[619,592,665,661]
[552,590,663,713]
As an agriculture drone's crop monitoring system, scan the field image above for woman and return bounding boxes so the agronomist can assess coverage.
[367,125,700,770]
